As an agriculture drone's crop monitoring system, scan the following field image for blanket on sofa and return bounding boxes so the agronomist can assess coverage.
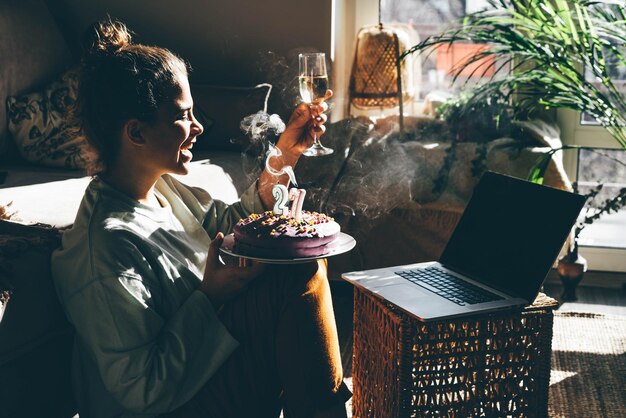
[283,116,570,276]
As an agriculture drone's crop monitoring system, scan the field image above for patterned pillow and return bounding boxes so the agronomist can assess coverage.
[6,69,95,169]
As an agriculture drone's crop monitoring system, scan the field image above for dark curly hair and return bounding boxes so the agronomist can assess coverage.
[74,16,189,174]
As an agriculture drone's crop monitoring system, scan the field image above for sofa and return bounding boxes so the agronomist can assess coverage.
[0,1,571,417]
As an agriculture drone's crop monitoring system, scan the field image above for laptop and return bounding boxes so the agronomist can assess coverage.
[342,171,586,322]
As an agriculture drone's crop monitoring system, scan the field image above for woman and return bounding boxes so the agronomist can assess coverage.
[51,17,350,418]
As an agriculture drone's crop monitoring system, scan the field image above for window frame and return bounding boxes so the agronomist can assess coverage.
[557,109,626,272]
[331,0,379,121]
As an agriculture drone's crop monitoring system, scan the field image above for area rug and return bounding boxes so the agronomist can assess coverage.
[549,311,626,418]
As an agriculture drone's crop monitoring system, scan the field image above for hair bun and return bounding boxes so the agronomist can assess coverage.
[83,16,132,58]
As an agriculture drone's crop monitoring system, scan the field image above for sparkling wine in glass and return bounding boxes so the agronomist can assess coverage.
[298,52,333,156]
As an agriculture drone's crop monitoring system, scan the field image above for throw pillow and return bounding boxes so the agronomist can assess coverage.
[6,69,95,170]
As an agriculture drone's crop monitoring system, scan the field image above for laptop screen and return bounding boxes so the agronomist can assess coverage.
[439,171,586,302]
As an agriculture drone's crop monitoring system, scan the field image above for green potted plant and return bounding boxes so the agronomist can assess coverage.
[436,89,517,142]
[402,0,626,298]
[402,0,626,149]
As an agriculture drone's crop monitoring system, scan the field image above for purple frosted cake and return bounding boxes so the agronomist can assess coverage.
[233,210,340,258]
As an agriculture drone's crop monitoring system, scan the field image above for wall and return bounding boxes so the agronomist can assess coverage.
[331,0,378,120]
[45,0,332,86]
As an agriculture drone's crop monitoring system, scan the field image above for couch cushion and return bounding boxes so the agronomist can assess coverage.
[0,0,74,163]
[7,69,96,169]
[0,151,251,228]
[5,79,271,168]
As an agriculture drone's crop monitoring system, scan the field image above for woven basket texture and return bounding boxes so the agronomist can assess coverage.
[349,26,412,109]
[352,290,558,418]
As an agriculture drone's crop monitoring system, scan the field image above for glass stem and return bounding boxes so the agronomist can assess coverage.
[312,107,320,145]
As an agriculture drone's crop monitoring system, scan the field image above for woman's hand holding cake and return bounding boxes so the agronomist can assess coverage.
[200,232,266,307]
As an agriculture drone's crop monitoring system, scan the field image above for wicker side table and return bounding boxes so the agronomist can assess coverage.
[352,288,559,418]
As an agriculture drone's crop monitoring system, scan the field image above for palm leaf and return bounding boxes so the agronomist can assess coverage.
[401,0,626,154]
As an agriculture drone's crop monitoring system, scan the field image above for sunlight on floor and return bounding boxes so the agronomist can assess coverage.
[552,313,626,354]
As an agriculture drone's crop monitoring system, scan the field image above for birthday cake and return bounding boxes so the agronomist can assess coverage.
[233,210,341,258]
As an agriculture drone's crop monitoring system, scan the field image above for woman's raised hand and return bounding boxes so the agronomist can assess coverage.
[276,89,333,159]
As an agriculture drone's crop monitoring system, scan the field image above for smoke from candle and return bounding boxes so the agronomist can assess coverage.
[239,51,454,233]
[240,112,285,141]
[265,143,298,187]
[237,80,301,188]
[239,83,286,143]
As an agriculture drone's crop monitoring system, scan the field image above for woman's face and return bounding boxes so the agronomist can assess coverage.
[141,72,204,176]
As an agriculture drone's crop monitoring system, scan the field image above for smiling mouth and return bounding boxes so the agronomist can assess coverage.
[179,139,196,162]
[180,139,196,151]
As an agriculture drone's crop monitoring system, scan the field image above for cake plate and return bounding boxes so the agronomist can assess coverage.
[219,232,356,264]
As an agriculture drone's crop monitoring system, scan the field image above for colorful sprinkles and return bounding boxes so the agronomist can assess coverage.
[236,210,335,238]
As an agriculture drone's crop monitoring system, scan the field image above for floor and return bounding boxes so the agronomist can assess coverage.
[543,281,626,316]
[329,273,626,415]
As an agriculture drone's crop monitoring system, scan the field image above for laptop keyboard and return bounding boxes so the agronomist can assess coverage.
[394,266,503,306]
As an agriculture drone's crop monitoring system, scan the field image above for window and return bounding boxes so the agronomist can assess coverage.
[557,5,626,272]
[576,149,626,248]
[558,97,626,272]
[380,0,493,99]
[331,0,493,120]
[336,0,626,272]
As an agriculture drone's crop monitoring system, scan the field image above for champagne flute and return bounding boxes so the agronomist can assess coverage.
[298,52,333,156]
